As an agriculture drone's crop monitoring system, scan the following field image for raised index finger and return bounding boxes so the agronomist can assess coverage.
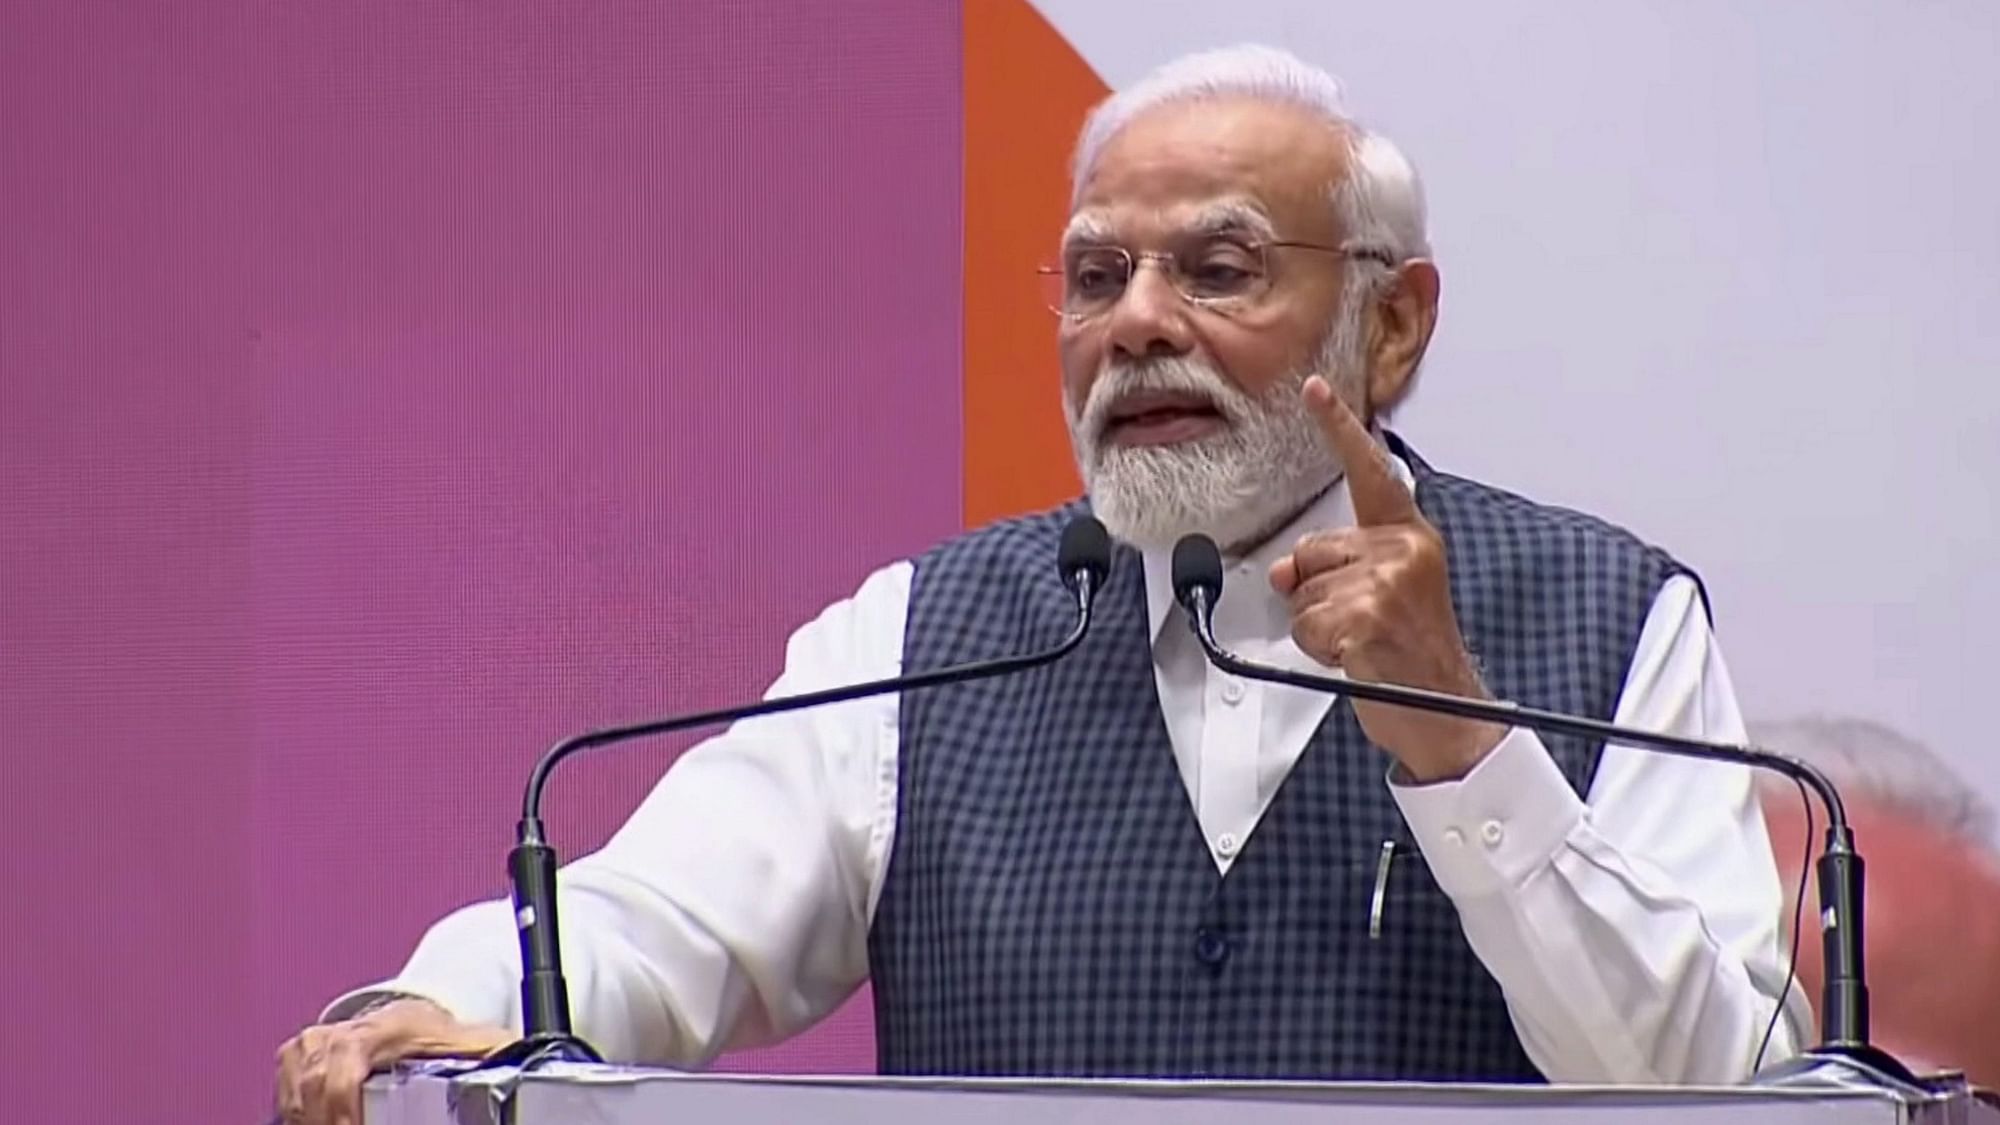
[1302,375,1416,526]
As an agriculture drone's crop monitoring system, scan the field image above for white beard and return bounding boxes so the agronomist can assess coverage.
[1065,294,1371,555]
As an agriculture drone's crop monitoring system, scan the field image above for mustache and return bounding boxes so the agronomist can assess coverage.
[1078,357,1253,440]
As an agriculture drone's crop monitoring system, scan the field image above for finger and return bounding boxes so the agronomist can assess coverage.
[1301,375,1417,527]
[275,1036,307,1122]
[316,1039,374,1125]
[1290,551,1403,643]
[1288,556,1368,608]
[294,1026,356,1125]
[1292,600,1362,669]
[1268,552,1301,596]
[1272,529,1364,595]
[1288,528,1370,580]
[296,1053,332,1125]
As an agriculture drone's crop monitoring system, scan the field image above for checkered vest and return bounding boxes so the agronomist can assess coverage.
[867,436,1688,1080]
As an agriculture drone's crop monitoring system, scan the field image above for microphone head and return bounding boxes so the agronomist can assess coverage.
[1171,534,1225,613]
[1057,515,1113,595]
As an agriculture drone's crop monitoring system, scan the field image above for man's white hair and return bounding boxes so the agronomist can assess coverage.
[1070,44,1432,269]
[1749,715,1998,848]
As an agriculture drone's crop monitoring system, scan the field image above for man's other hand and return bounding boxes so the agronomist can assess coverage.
[274,997,513,1125]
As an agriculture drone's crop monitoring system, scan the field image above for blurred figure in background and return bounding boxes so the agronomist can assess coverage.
[1752,715,2000,1087]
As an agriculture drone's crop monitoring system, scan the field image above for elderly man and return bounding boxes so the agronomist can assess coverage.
[277,45,1799,1123]
[1752,716,2000,1087]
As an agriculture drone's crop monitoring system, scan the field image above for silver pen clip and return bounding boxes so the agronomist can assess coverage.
[1368,838,1396,940]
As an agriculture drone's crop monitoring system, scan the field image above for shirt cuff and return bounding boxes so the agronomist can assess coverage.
[319,984,457,1025]
[1388,726,1587,900]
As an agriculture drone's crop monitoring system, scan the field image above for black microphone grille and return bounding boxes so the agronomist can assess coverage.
[1171,534,1225,610]
[1057,515,1113,593]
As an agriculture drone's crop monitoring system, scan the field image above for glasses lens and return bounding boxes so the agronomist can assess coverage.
[1061,247,1130,317]
[1176,239,1266,303]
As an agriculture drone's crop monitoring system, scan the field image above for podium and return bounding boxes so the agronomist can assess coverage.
[364,1062,1999,1125]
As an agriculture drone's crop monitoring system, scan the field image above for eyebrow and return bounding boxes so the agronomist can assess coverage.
[1060,212,1118,249]
[1060,198,1278,251]
[1182,199,1278,241]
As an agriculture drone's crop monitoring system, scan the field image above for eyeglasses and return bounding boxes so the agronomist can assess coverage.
[1036,238,1397,322]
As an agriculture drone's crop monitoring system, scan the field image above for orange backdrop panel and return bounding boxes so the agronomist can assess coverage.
[962,0,1109,528]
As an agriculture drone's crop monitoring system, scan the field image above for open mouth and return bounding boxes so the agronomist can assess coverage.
[1101,391,1227,447]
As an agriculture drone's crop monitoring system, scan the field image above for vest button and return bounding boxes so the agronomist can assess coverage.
[1193,927,1230,968]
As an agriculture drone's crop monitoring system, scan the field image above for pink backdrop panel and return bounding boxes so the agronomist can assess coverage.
[0,3,962,1122]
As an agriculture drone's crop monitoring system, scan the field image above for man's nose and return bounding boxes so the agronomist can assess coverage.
[1105,261,1195,361]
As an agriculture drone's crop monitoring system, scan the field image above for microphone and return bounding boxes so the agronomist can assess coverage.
[486,516,1114,1070]
[1169,532,1918,1090]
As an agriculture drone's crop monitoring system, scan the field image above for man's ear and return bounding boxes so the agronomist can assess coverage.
[1365,259,1440,414]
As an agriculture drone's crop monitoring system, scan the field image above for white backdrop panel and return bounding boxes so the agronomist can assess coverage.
[1033,0,2000,834]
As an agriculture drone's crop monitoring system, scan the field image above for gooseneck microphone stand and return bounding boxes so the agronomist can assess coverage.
[1169,532,1923,1092]
[480,517,1113,1070]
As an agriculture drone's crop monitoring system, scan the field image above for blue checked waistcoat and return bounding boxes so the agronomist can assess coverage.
[866,435,1689,1080]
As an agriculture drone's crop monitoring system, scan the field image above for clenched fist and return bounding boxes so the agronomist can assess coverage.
[273,997,513,1125]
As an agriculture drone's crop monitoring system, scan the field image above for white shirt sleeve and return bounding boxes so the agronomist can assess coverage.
[1388,574,1812,1083]
[324,560,913,1066]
